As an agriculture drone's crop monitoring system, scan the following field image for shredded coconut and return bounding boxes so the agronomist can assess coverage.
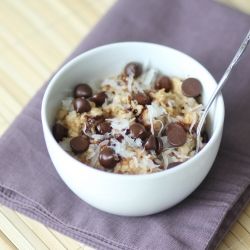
[189,115,197,134]
[100,140,109,147]
[121,132,143,148]
[132,156,139,168]
[139,156,159,169]
[62,97,74,112]
[141,68,157,89]
[110,138,135,158]
[127,74,134,92]
[167,99,175,108]
[156,119,164,136]
[91,134,105,141]
[101,78,121,90]
[147,102,166,134]
[86,143,100,166]
[133,80,144,93]
[55,64,207,175]
[191,104,203,112]
[162,151,169,168]
[59,138,72,152]
[106,118,130,131]
[172,150,190,160]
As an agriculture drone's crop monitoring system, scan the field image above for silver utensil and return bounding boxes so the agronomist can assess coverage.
[196,29,250,153]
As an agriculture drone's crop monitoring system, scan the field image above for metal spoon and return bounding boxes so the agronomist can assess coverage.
[196,29,250,153]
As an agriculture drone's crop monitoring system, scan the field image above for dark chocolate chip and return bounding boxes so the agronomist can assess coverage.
[52,123,68,142]
[159,164,165,170]
[99,147,120,169]
[136,113,144,123]
[129,123,147,140]
[145,135,157,151]
[175,122,192,133]
[155,76,172,92]
[115,134,124,142]
[133,92,151,105]
[132,109,138,115]
[167,123,187,147]
[73,97,91,113]
[182,78,202,97]
[70,135,89,154]
[168,162,181,169]
[114,134,124,142]
[88,115,105,125]
[84,115,105,133]
[90,92,107,107]
[74,84,93,98]
[144,135,163,154]
[124,62,142,78]
[96,122,112,134]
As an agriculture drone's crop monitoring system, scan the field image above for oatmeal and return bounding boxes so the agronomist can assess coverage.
[52,62,208,174]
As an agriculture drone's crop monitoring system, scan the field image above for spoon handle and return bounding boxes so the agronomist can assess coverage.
[196,29,250,152]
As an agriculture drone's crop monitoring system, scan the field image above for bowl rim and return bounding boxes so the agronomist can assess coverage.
[41,41,225,180]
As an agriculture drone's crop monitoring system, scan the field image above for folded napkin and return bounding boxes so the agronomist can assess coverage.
[0,0,250,249]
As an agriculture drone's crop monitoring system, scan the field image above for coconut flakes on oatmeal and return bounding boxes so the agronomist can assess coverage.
[53,62,207,175]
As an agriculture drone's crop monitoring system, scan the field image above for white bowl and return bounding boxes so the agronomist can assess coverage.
[41,42,224,216]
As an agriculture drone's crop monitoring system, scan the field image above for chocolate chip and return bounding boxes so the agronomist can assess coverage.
[168,162,181,169]
[182,78,202,97]
[73,98,91,113]
[124,62,142,78]
[90,92,107,107]
[84,115,105,133]
[129,123,147,140]
[52,123,68,142]
[96,122,112,134]
[115,134,124,142]
[99,147,120,169]
[145,135,157,151]
[88,115,105,126]
[159,164,165,170]
[175,122,190,133]
[74,84,93,98]
[133,92,151,105]
[144,135,163,154]
[155,76,172,92]
[136,113,144,123]
[167,123,187,147]
[70,135,89,154]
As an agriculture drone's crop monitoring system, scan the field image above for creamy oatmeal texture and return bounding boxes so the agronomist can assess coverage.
[53,62,207,174]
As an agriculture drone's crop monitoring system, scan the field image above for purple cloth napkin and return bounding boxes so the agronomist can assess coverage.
[0,0,250,249]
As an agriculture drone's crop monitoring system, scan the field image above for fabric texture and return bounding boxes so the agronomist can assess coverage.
[0,0,250,249]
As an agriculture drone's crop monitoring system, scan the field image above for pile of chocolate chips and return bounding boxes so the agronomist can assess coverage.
[53,62,205,171]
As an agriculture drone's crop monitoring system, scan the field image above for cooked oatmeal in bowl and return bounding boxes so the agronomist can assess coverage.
[42,42,224,216]
[53,62,208,175]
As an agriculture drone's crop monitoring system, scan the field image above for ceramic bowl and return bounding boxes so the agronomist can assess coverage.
[41,42,224,216]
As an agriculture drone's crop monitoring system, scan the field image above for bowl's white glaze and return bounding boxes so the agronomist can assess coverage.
[41,42,224,216]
